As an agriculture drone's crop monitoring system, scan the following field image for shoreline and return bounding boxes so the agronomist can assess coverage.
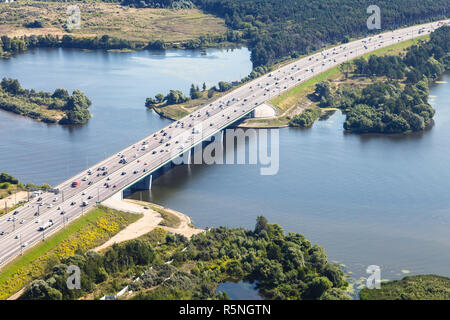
[94,198,203,253]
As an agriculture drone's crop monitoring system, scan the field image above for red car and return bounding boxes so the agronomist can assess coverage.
[71,180,81,187]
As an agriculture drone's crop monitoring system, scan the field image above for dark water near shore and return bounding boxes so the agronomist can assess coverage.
[1,48,449,294]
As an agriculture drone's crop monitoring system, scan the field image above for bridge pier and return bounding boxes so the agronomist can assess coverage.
[130,174,152,191]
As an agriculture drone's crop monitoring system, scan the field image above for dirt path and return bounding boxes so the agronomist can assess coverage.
[93,198,203,252]
[1,191,28,209]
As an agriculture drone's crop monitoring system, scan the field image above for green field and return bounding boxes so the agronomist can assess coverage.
[0,1,227,43]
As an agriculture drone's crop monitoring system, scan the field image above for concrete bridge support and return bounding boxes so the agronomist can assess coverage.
[130,174,152,191]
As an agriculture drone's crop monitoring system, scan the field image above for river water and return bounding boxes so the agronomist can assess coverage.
[1,48,449,292]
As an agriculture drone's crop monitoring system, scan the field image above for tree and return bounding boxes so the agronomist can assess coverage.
[165,90,189,105]
[155,93,165,103]
[218,81,232,92]
[60,90,92,124]
[1,78,22,94]
[145,97,156,108]
[339,62,352,79]
[202,82,207,91]
[52,88,70,100]
[303,277,332,300]
[254,216,268,234]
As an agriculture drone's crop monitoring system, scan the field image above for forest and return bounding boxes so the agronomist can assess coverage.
[1,1,448,68]
[299,26,449,134]
[20,216,351,300]
[0,78,92,124]
[191,0,449,66]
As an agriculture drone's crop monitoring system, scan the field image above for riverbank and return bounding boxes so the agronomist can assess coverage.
[0,79,92,125]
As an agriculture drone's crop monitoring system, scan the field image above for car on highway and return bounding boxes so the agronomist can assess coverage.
[22,242,28,248]
[122,171,126,175]
[0,231,4,236]
[71,201,76,205]
[13,210,19,215]
[20,219,25,224]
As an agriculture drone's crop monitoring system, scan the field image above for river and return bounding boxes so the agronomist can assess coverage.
[1,48,449,293]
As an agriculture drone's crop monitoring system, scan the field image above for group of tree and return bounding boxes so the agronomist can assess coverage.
[190,0,449,67]
[0,78,92,125]
[120,0,195,9]
[306,26,449,134]
[352,26,449,82]
[289,108,321,128]
[21,216,350,300]
[145,64,269,110]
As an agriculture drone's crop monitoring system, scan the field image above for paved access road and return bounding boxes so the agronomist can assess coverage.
[0,20,448,267]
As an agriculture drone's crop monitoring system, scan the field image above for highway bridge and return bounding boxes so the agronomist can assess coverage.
[0,20,448,267]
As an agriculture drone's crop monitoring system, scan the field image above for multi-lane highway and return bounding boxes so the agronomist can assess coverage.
[0,20,448,267]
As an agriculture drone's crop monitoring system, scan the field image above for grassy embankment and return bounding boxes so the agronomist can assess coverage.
[360,275,450,300]
[0,1,227,44]
[0,205,142,299]
[150,35,430,127]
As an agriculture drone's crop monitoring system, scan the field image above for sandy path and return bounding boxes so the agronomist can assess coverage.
[1,191,28,209]
[93,198,203,252]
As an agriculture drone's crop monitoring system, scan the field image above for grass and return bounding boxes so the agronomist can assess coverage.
[0,1,227,43]
[0,205,141,299]
[360,275,450,300]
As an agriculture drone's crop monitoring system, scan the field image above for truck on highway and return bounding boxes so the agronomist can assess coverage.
[72,180,81,187]
[39,219,53,231]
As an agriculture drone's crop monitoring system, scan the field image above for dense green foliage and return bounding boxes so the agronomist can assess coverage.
[192,0,449,66]
[3,1,447,68]
[0,78,91,124]
[360,275,450,300]
[289,108,321,128]
[353,26,450,82]
[315,26,449,134]
[21,217,350,300]
[121,0,195,9]
[338,80,434,133]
